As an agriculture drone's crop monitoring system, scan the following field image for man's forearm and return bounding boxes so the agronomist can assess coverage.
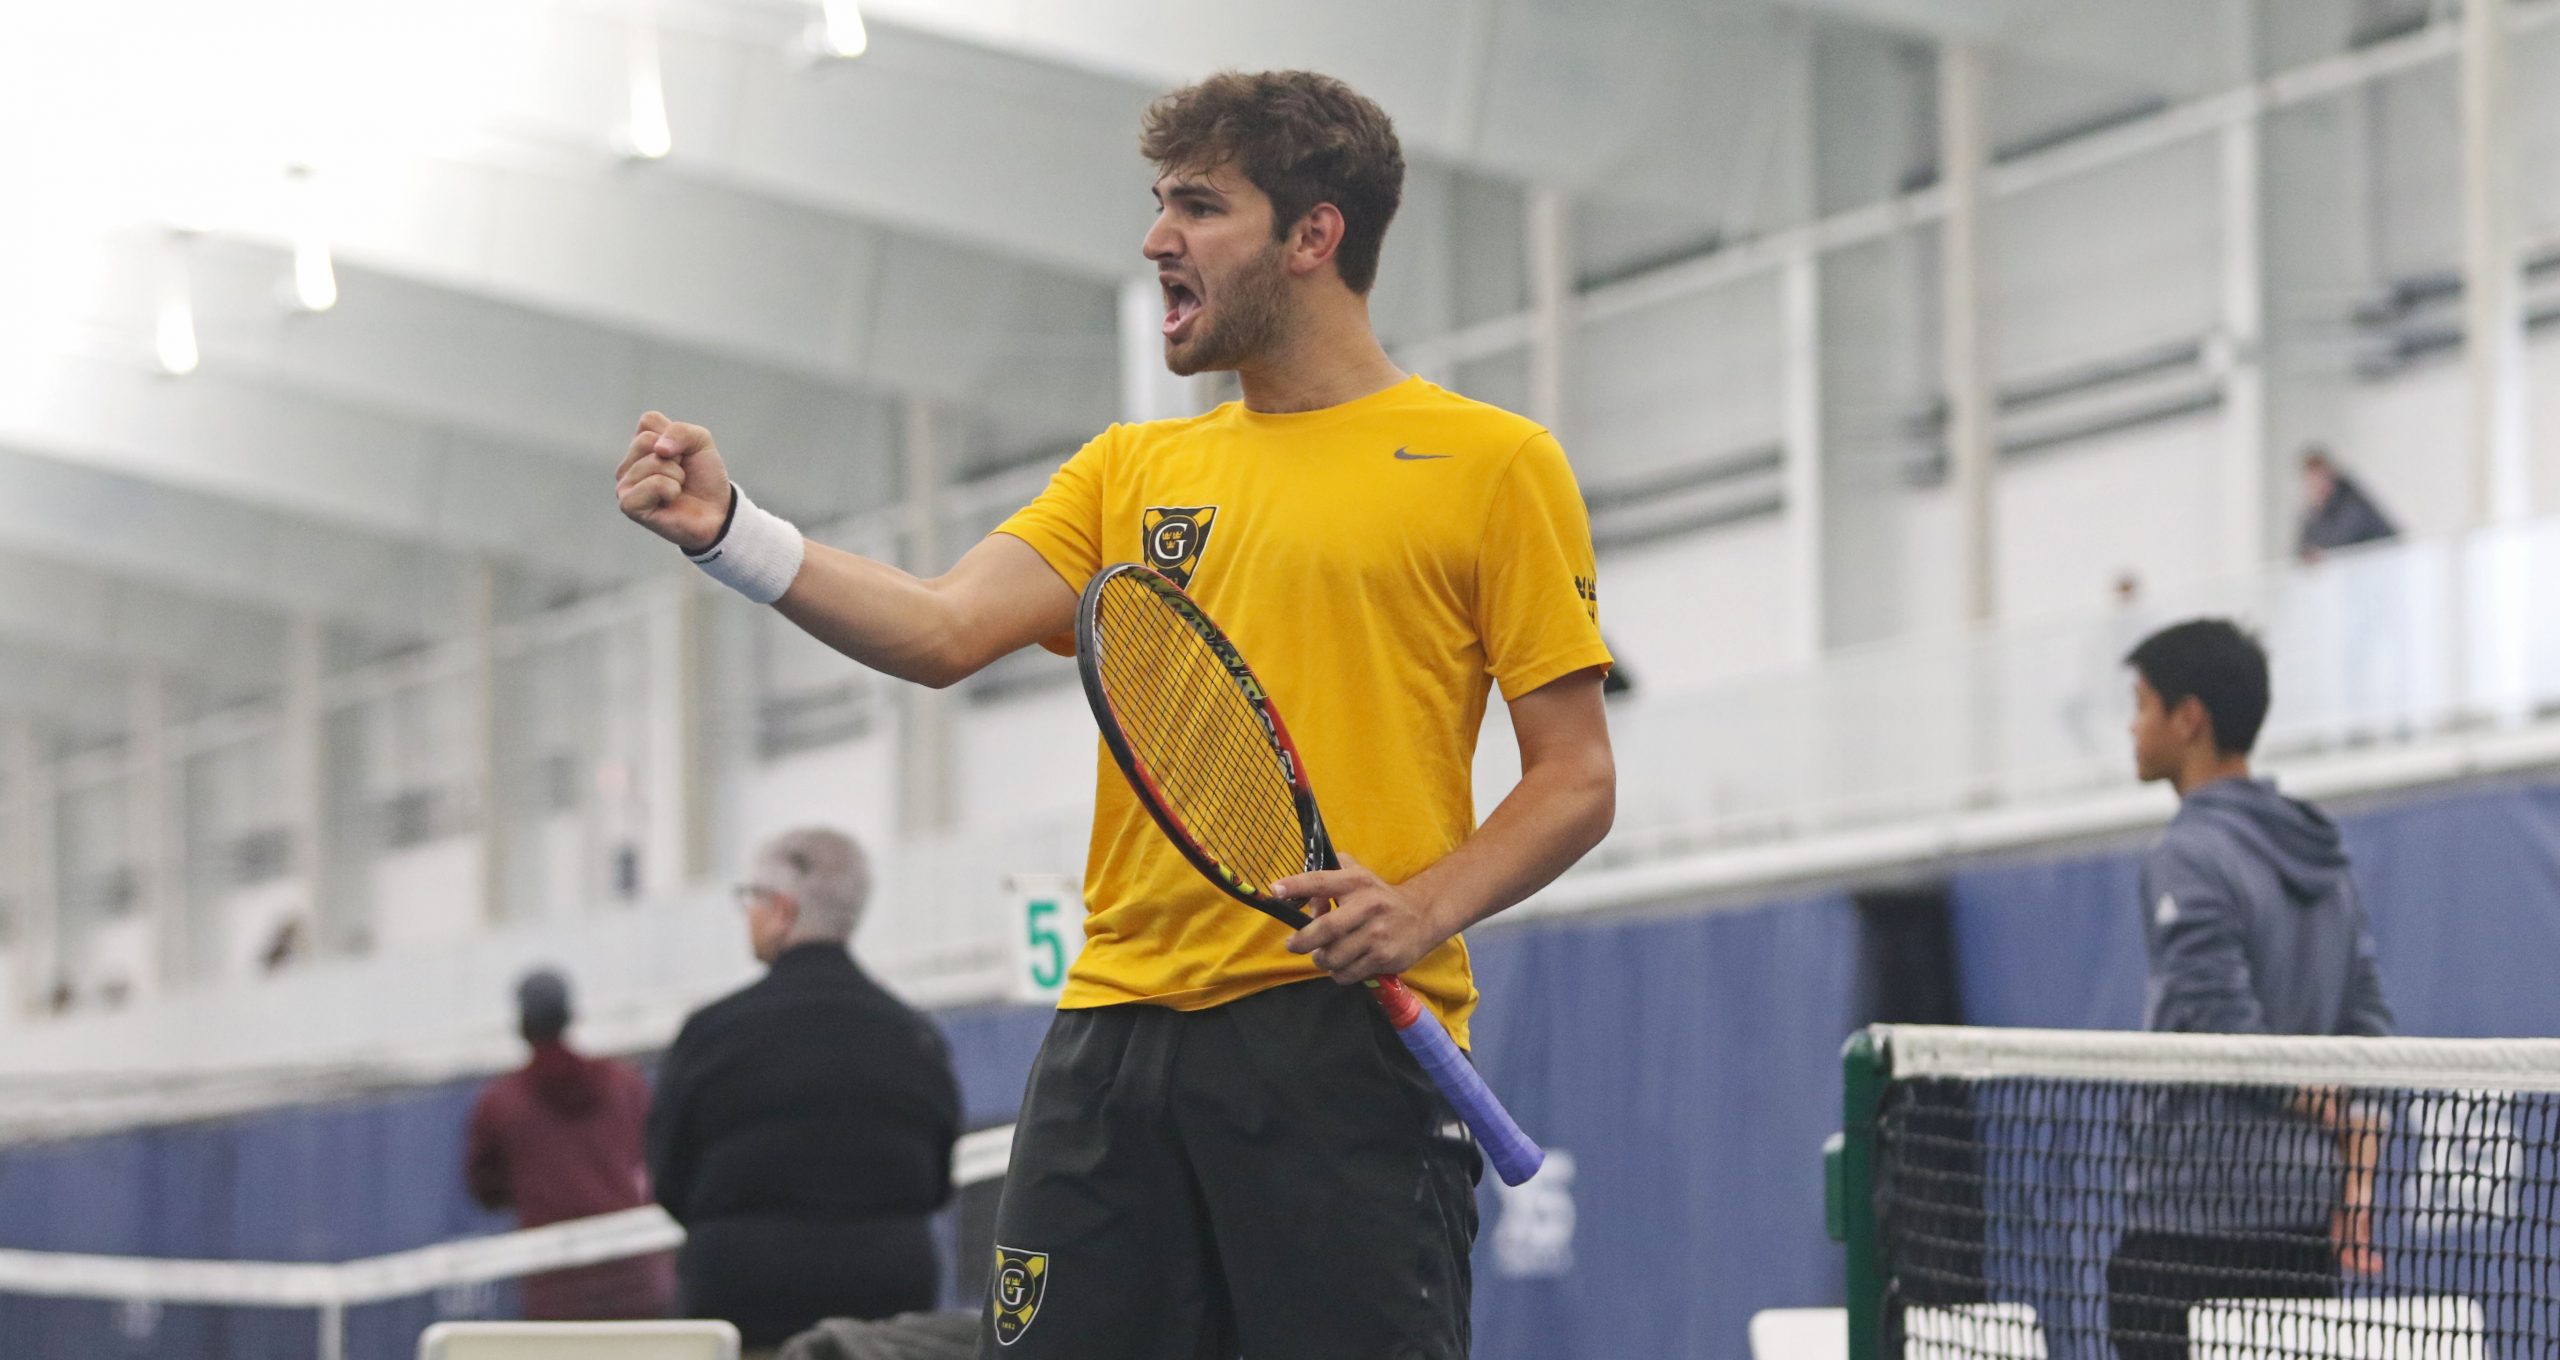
[769,533,1078,690]
[772,541,971,688]
[1405,752,1614,938]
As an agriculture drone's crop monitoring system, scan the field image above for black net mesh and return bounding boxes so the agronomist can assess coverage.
[1873,1069,2560,1358]
[1089,573,1308,899]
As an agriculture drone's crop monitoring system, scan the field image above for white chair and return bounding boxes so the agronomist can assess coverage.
[1749,1307,1846,1360]
[1746,1303,2048,1359]
[417,1320,742,1360]
[2191,1295,2486,1360]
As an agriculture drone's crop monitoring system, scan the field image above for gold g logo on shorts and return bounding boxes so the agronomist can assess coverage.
[990,1245,1050,1346]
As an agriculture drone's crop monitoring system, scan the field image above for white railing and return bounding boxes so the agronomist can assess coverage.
[1588,516,2560,870]
[10,508,2560,1036]
[0,1125,1012,1360]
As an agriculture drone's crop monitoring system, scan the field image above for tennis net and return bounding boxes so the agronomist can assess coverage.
[1833,1025,2560,1359]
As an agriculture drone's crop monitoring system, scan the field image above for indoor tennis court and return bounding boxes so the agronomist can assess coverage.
[6,1,2560,1357]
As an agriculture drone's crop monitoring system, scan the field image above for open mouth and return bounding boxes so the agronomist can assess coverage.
[1162,278,1203,338]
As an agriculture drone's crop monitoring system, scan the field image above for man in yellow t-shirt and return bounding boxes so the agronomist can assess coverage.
[616,70,1614,1360]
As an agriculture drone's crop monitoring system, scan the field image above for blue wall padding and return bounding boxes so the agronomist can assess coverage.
[1949,778,2560,1038]
[930,1001,1056,1127]
[1463,890,1862,1360]
[6,774,2559,1359]
[1949,846,2151,1030]
[0,1076,514,1359]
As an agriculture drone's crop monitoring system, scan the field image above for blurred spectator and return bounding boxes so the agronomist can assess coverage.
[464,969,672,1320]
[2296,447,2419,738]
[649,827,961,1356]
[2064,571,2152,757]
[2296,447,2398,564]
[261,917,307,973]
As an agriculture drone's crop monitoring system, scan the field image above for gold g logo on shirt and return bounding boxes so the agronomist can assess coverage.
[1142,505,1219,588]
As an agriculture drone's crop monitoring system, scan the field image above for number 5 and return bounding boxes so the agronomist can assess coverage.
[1026,899,1066,989]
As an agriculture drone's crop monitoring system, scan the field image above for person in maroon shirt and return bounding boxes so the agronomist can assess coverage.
[464,969,674,1320]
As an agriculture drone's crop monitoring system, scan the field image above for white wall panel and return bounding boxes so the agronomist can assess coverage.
[954,683,1097,831]
[2533,329,2560,517]
[370,837,483,953]
[1992,142,2220,379]
[1596,517,1795,694]
[2339,356,2476,541]
[2368,62,2463,281]
[2519,24,2560,243]
[733,732,898,870]
[1995,413,2224,621]
[1576,280,1784,483]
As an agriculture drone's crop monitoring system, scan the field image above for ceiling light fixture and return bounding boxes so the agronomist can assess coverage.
[287,165,337,313]
[814,0,868,59]
[625,24,673,160]
[156,245,199,377]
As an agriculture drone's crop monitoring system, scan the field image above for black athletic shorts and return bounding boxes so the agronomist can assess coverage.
[978,978,1482,1360]
[2106,1225,2339,1360]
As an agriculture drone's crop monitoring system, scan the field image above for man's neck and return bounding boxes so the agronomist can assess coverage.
[1234,296,1406,414]
[2172,753,2253,799]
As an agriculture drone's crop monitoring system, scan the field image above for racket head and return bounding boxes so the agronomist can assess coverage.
[1075,562,1332,929]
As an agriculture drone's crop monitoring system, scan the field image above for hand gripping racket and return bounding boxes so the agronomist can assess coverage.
[1074,561,1544,1185]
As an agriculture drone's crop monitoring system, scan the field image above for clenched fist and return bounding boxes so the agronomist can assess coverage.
[617,412,732,553]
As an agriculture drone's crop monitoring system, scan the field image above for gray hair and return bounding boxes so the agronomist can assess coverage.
[755,826,871,942]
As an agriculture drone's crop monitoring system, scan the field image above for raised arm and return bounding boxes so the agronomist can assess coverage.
[617,414,1074,687]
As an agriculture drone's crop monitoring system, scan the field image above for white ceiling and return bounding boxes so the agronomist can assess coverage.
[0,0,2268,726]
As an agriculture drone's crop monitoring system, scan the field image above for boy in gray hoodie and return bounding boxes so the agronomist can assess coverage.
[2108,619,2392,1359]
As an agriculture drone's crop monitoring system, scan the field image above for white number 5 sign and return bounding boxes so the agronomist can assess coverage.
[1006,874,1087,1003]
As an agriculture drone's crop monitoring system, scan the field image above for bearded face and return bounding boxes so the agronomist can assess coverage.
[1161,234,1292,376]
[1146,165,1304,377]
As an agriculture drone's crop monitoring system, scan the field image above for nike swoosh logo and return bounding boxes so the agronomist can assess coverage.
[1393,448,1452,461]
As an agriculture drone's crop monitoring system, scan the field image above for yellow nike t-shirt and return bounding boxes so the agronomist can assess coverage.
[994,375,1611,1046]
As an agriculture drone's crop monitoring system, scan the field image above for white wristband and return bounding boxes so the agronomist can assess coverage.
[686,485,805,605]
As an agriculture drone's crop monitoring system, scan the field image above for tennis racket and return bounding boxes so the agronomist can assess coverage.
[1074,561,1544,1186]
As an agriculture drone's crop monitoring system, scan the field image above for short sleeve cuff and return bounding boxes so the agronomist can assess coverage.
[1494,643,1617,702]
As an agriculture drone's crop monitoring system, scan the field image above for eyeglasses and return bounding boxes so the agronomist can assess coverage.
[732,883,782,911]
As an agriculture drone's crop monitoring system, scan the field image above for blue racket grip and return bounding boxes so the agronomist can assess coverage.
[1373,978,1545,1186]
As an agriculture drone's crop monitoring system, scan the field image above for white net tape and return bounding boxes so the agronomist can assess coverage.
[1878,1025,2560,1093]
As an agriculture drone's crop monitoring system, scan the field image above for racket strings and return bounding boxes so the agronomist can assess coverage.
[1099,602,1295,878]
[1092,577,1310,894]
[1099,590,1299,870]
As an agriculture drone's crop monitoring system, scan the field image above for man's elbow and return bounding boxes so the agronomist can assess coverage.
[905,586,1001,689]
[1573,750,1616,851]
[908,648,970,690]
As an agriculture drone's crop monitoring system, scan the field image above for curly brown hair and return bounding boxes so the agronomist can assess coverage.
[1139,70,1405,295]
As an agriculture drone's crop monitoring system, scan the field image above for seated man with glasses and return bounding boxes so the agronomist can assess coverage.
[648,826,963,1357]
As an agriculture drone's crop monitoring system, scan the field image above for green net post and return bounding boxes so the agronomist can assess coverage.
[1834,1026,1887,1359]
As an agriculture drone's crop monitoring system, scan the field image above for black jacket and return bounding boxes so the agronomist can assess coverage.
[649,943,962,1344]
[2299,475,2398,556]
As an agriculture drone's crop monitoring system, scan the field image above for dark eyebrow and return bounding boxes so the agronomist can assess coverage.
[1153,182,1225,206]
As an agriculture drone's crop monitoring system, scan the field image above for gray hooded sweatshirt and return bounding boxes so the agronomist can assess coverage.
[2140,776,2392,1038]
[2126,776,2394,1231]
